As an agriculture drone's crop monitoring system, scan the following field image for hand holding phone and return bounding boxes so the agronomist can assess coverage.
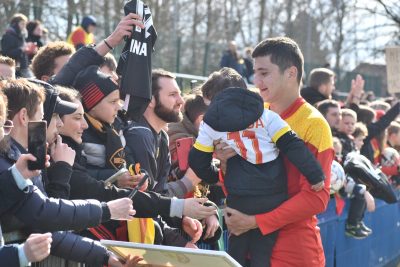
[16,154,50,179]
[27,121,47,170]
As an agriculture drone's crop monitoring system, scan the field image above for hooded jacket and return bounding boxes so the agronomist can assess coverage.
[1,25,29,70]
[189,87,325,214]
[300,86,328,106]
[0,139,112,266]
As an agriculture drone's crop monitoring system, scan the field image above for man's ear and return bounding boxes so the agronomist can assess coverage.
[286,66,298,81]
[148,96,156,108]
[17,108,29,126]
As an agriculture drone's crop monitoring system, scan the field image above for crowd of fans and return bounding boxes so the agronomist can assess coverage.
[0,9,398,267]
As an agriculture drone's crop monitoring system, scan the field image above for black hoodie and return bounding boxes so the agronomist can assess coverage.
[300,86,328,106]
[189,87,325,215]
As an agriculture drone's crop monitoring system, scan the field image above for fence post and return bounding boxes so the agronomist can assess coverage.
[176,37,181,73]
[202,42,210,76]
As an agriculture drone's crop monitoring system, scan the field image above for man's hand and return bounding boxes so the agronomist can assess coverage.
[15,154,50,179]
[132,173,149,191]
[50,135,76,166]
[347,74,365,104]
[183,198,217,219]
[107,198,136,220]
[184,168,202,187]
[213,140,236,175]
[96,13,145,56]
[24,42,38,55]
[203,214,220,240]
[182,216,203,243]
[311,181,325,192]
[108,253,143,267]
[224,207,258,236]
[23,233,52,263]
[184,242,198,249]
[117,172,149,191]
[351,74,365,96]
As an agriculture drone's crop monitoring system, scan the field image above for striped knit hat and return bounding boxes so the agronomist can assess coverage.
[73,65,118,111]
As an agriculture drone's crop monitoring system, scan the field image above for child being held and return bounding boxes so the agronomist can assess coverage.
[189,86,325,267]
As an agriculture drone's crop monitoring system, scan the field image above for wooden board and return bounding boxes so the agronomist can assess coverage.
[101,240,241,267]
[385,46,400,93]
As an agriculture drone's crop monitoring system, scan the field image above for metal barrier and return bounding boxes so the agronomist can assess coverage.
[8,197,400,266]
[32,256,81,267]
[318,198,400,267]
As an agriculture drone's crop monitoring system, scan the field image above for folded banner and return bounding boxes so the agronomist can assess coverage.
[117,0,157,121]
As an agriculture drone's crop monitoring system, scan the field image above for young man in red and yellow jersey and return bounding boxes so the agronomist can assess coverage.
[223,37,334,267]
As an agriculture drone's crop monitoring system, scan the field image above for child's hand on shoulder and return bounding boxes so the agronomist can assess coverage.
[311,181,325,192]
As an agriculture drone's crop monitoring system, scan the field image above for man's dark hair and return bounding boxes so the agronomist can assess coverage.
[184,94,208,123]
[201,67,247,101]
[56,86,81,103]
[357,105,375,125]
[252,37,304,84]
[26,20,41,36]
[316,99,340,117]
[0,56,15,67]
[31,41,75,80]
[308,68,335,90]
[151,69,176,101]
[388,121,400,136]
[101,53,117,72]
[10,13,28,26]
[1,79,45,120]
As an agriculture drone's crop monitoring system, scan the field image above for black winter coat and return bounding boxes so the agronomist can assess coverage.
[62,135,172,218]
[300,86,328,106]
[0,139,112,266]
[1,26,29,69]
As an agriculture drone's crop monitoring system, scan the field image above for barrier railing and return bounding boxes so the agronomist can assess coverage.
[11,197,400,266]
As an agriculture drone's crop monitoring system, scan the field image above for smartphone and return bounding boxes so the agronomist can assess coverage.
[176,137,194,171]
[28,121,47,170]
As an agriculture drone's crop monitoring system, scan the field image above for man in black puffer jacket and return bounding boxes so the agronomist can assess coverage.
[0,79,135,266]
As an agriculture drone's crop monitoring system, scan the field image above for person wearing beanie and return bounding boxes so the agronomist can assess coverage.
[72,65,125,181]
[67,15,97,50]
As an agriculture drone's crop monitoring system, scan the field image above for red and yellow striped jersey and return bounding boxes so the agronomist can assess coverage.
[256,98,334,267]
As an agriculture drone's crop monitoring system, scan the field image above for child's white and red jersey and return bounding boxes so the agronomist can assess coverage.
[193,108,291,164]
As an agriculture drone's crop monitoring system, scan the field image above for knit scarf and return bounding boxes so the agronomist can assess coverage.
[84,113,125,170]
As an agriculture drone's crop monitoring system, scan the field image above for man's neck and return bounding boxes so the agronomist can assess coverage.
[143,110,166,134]
[269,90,300,115]
[10,130,27,149]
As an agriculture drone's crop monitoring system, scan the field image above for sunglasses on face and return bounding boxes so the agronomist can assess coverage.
[0,120,13,135]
